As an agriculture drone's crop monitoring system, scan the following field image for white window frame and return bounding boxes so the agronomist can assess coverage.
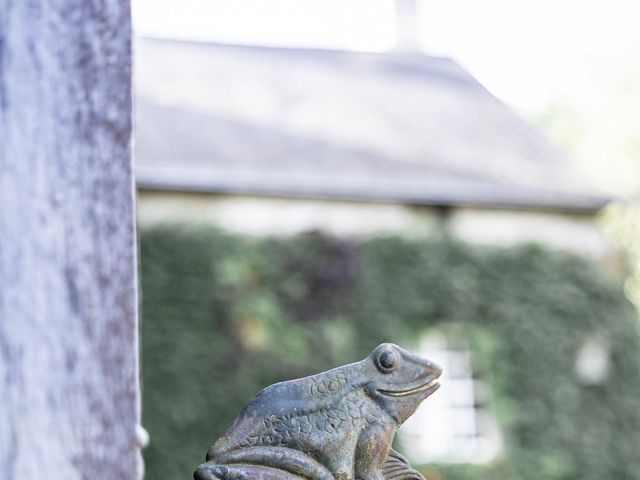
[398,332,503,464]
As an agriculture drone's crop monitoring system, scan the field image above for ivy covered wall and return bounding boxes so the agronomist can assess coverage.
[139,226,640,480]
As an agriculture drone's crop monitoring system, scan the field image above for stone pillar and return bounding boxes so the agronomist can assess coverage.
[0,1,142,478]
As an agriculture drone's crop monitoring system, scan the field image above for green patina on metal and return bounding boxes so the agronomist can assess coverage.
[194,344,440,480]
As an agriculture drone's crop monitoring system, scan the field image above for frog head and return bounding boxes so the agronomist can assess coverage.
[363,343,442,424]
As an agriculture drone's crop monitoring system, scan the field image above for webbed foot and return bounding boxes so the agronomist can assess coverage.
[381,449,425,480]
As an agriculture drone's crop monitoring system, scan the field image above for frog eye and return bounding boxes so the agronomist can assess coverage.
[377,349,398,372]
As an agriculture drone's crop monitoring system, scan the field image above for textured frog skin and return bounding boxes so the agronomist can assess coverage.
[195,343,442,480]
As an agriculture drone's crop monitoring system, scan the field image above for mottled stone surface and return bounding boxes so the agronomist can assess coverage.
[0,1,141,478]
[195,343,441,480]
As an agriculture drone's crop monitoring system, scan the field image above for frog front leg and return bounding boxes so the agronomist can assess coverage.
[354,421,396,480]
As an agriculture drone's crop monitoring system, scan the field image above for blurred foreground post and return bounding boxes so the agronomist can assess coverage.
[0,1,142,479]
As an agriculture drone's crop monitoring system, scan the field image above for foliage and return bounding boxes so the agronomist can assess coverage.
[139,226,640,480]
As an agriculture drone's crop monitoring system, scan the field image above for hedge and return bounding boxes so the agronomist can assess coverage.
[139,226,640,480]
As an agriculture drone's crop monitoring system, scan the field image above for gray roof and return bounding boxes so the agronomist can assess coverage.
[135,37,610,212]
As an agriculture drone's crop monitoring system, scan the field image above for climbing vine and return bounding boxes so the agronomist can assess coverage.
[139,226,640,480]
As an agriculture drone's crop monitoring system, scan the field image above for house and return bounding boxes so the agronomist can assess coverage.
[134,36,612,259]
[133,24,633,471]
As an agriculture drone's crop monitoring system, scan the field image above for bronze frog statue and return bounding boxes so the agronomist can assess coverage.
[194,343,442,480]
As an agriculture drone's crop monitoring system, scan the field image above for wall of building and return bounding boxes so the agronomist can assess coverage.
[137,191,441,238]
[445,207,611,259]
[137,190,612,259]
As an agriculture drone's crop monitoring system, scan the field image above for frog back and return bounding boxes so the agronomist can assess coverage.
[207,363,362,459]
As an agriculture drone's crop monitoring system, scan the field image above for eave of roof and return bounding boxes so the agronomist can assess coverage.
[136,165,611,213]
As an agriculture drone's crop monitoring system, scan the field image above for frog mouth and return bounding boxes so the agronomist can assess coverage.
[378,378,440,397]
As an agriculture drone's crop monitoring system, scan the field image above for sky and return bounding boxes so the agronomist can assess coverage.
[132,0,640,112]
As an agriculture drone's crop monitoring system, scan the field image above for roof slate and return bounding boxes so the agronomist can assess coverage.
[135,38,610,212]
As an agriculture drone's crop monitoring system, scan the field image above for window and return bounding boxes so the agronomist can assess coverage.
[398,332,502,464]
